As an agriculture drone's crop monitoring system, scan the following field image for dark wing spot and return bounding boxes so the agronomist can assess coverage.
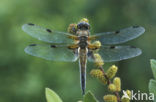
[28,23,35,26]
[29,44,37,46]
[46,29,52,33]
[130,46,136,48]
[110,46,116,49]
[115,30,120,34]
[133,26,139,28]
[50,45,56,48]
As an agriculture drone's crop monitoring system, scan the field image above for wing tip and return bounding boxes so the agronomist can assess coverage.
[24,44,37,54]
[137,48,142,56]
[133,25,145,34]
[22,23,35,31]
[24,47,29,54]
[126,47,142,60]
[130,46,142,55]
[24,46,30,54]
[139,26,145,34]
[103,46,142,62]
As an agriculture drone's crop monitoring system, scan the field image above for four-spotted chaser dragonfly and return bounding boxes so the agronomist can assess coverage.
[22,18,145,95]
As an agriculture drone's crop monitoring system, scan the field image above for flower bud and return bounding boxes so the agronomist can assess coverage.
[121,90,131,102]
[113,77,121,92]
[94,53,104,67]
[67,23,77,34]
[103,94,117,102]
[80,18,89,23]
[121,98,130,102]
[92,41,101,48]
[108,84,116,92]
[126,90,131,98]
[90,69,107,84]
[106,65,118,79]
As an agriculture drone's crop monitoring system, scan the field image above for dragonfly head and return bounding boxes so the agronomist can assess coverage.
[77,22,90,30]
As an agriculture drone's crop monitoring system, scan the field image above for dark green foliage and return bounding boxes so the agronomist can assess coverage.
[45,88,62,102]
[83,91,98,102]
[149,59,156,102]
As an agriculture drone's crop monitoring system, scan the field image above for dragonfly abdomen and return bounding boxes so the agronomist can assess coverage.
[79,48,88,95]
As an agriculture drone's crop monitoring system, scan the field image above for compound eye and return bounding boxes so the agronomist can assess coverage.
[84,25,88,29]
[77,24,81,29]
[85,24,90,30]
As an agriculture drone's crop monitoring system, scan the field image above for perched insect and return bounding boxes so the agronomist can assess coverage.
[22,18,145,95]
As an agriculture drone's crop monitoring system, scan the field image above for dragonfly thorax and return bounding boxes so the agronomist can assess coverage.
[78,36,88,49]
[77,30,90,36]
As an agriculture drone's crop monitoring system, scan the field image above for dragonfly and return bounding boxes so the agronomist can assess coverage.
[22,18,145,95]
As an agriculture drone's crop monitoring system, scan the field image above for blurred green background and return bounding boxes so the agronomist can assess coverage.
[0,0,155,102]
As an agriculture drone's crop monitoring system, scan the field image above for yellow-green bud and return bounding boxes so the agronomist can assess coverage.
[103,95,117,102]
[106,65,118,79]
[94,53,104,67]
[90,69,107,84]
[67,23,77,34]
[80,18,89,23]
[121,90,131,102]
[121,98,130,102]
[108,84,116,92]
[92,41,101,48]
[126,90,131,98]
[113,77,121,92]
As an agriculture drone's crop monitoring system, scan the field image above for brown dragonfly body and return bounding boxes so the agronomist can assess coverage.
[74,22,93,95]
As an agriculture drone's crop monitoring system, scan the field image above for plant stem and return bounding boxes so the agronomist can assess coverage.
[99,66,121,102]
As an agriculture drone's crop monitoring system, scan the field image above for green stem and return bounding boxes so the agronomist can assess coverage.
[99,66,121,102]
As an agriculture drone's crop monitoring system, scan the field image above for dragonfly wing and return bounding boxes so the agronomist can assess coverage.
[24,44,78,62]
[88,46,142,62]
[22,23,75,44]
[93,26,145,44]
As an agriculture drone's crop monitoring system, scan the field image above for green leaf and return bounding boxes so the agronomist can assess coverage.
[83,91,98,102]
[150,59,156,79]
[149,79,156,95]
[45,88,63,102]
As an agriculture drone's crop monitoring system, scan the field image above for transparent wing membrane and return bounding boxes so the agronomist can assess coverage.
[92,26,145,44]
[22,23,76,44]
[24,44,78,62]
[88,45,142,62]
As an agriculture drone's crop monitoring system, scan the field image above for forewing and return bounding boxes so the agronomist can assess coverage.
[24,44,78,62]
[22,23,75,44]
[93,26,145,44]
[88,46,142,62]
